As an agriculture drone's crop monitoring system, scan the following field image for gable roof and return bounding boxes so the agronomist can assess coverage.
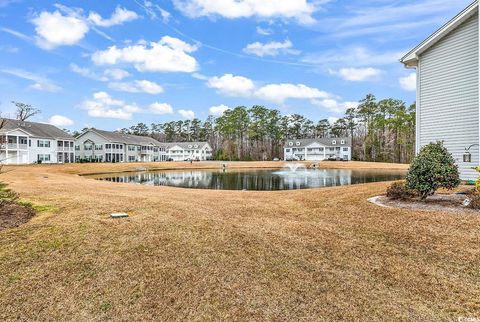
[0,118,73,140]
[284,138,351,148]
[165,142,211,150]
[401,1,478,67]
[78,128,164,146]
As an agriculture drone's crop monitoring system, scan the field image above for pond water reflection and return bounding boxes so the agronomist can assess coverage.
[93,168,406,191]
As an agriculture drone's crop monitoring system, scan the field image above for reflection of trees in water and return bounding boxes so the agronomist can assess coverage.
[100,169,405,191]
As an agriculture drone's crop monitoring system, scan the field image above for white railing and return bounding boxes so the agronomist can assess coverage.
[57,146,74,152]
[0,143,28,150]
[106,149,124,153]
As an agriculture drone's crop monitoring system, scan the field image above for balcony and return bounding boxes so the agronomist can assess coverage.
[0,143,28,150]
[105,149,124,153]
[57,146,74,152]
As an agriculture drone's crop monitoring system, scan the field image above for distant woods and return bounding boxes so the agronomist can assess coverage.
[119,94,416,163]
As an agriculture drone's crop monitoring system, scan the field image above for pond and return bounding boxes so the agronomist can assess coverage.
[92,166,406,191]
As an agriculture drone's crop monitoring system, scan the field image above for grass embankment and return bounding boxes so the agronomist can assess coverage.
[0,161,479,321]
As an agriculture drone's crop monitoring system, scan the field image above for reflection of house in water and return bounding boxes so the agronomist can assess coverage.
[99,168,405,190]
[280,169,353,189]
[102,171,214,188]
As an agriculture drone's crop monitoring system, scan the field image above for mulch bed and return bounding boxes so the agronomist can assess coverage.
[0,202,36,231]
[369,194,480,214]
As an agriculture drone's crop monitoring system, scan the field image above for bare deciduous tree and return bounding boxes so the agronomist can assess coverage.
[12,101,41,121]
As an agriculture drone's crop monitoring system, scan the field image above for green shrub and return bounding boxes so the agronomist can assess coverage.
[406,141,460,200]
[386,181,417,200]
[0,182,19,206]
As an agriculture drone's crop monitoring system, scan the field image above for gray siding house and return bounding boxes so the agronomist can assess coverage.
[401,0,479,181]
[75,129,166,162]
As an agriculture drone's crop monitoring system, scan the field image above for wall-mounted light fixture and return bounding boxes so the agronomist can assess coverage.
[463,144,479,163]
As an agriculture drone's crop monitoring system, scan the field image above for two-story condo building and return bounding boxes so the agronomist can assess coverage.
[75,129,166,162]
[0,118,75,164]
[401,0,479,181]
[284,138,352,161]
[165,142,213,161]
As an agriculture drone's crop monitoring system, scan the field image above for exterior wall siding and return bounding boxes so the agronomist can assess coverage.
[418,13,479,181]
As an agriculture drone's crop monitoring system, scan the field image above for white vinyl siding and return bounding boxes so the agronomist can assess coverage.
[418,13,479,181]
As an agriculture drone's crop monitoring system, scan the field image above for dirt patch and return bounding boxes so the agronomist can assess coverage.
[0,202,36,231]
[369,194,480,214]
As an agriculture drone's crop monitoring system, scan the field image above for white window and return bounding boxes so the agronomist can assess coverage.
[286,148,291,152]
[332,140,336,145]
[37,140,51,148]
[95,144,103,150]
[84,144,93,151]
[75,145,80,151]
[343,147,349,151]
[37,154,50,162]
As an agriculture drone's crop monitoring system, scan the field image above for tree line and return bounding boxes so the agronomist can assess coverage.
[4,96,415,163]
[119,94,416,163]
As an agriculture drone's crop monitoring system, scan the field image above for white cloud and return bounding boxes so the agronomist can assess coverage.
[312,99,358,114]
[254,83,330,104]
[91,36,199,73]
[0,68,62,92]
[32,10,89,49]
[207,74,255,97]
[70,64,131,82]
[0,27,32,42]
[104,68,130,80]
[141,1,171,22]
[178,109,195,119]
[209,104,230,116]
[302,47,404,67]
[30,82,62,92]
[149,102,174,115]
[328,116,339,124]
[109,80,164,94]
[256,26,272,36]
[81,92,141,120]
[399,73,417,91]
[49,115,74,127]
[243,39,299,57]
[88,6,139,27]
[331,67,382,81]
[172,0,319,24]
[70,63,108,81]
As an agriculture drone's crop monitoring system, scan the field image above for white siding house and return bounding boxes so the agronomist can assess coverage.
[0,118,75,164]
[284,138,352,161]
[165,142,213,161]
[401,1,479,181]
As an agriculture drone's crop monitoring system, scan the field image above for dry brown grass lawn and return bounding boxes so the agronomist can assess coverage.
[0,161,479,321]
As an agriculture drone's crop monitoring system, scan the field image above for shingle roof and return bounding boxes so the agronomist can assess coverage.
[86,129,164,146]
[284,138,351,148]
[165,142,210,150]
[0,118,73,140]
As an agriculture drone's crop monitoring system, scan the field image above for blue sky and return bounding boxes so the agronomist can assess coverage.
[0,0,473,130]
